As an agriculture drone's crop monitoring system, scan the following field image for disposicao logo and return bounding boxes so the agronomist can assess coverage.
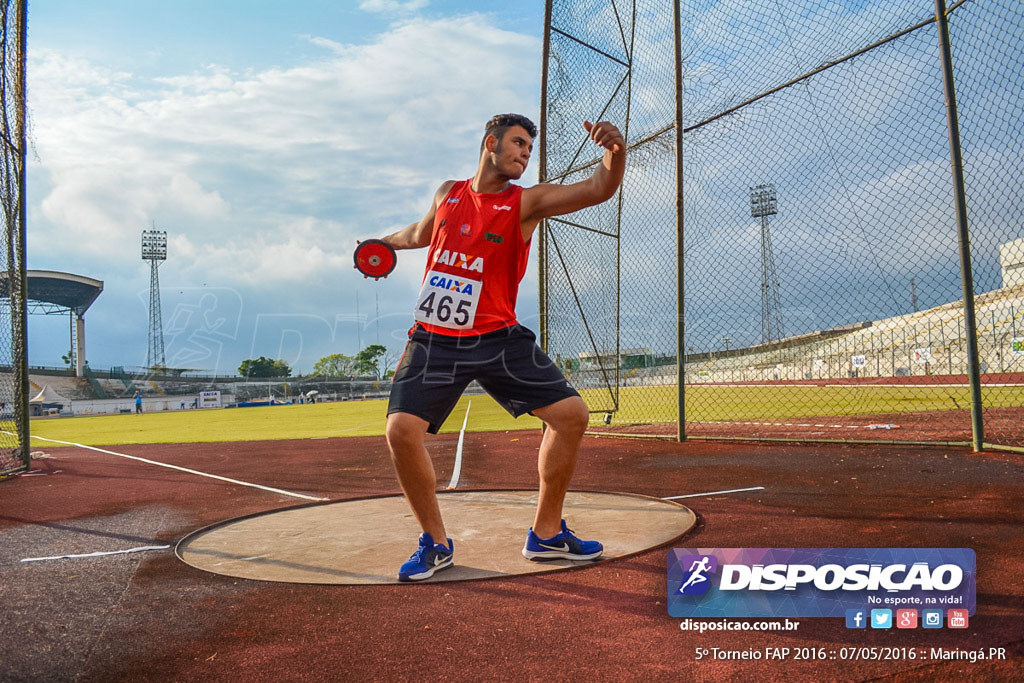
[676,555,718,595]
[667,548,975,618]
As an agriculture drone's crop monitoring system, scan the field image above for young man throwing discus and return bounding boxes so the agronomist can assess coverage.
[380,113,625,581]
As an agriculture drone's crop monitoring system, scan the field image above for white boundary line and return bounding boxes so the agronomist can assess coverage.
[700,420,900,430]
[447,401,471,490]
[17,434,329,502]
[662,486,765,500]
[21,545,171,563]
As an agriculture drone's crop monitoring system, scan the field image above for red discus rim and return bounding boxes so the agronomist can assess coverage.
[354,239,397,279]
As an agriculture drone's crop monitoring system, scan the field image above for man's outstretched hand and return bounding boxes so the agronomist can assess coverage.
[583,120,624,153]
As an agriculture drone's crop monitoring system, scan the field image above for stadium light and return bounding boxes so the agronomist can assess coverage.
[749,183,778,218]
[142,228,167,368]
[141,230,167,261]
[750,184,784,343]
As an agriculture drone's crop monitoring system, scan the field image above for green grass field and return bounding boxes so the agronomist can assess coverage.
[27,382,1024,448]
[582,382,1024,424]
[29,394,537,448]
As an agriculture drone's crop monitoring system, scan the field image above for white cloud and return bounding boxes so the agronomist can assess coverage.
[27,13,542,369]
[359,0,430,14]
[30,15,539,268]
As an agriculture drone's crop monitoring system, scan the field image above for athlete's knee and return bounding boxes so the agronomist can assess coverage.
[385,413,428,456]
[543,397,589,436]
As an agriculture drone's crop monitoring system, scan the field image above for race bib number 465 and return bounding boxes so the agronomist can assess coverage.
[414,270,482,330]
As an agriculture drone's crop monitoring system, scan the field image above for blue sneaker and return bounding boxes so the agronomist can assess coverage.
[522,520,603,561]
[398,533,454,582]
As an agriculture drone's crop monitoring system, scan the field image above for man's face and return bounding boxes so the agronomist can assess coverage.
[490,125,533,180]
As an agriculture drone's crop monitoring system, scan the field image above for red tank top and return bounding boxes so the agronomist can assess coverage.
[413,179,530,336]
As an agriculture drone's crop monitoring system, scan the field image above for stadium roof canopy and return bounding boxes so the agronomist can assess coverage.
[0,269,104,315]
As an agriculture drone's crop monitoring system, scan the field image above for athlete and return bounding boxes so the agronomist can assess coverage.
[380,113,625,581]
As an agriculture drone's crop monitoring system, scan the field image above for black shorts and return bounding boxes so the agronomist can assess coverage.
[387,324,581,434]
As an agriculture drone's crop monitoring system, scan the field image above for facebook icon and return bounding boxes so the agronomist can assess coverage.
[845,609,867,629]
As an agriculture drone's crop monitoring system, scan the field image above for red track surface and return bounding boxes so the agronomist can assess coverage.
[1,432,1022,681]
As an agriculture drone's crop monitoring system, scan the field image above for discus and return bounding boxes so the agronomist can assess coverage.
[353,239,397,280]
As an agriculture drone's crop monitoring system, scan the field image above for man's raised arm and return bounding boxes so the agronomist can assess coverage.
[382,180,456,250]
[520,121,626,238]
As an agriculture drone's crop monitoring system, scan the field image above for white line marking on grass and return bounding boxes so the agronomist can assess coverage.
[662,486,765,500]
[21,545,170,563]
[447,401,471,490]
[16,434,329,502]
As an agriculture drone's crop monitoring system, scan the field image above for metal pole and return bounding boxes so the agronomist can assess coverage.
[611,0,636,415]
[69,310,75,373]
[935,0,983,451]
[13,0,30,468]
[673,0,686,441]
[538,0,553,353]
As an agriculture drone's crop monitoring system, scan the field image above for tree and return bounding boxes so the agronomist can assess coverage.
[312,353,356,377]
[238,356,291,378]
[353,344,387,378]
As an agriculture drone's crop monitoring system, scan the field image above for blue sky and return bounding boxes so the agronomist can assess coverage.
[27,0,1023,372]
[27,1,548,375]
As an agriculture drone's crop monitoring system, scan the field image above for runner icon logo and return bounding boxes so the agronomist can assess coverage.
[677,554,718,595]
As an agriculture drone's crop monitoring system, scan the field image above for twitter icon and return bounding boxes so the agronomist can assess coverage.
[870,609,893,629]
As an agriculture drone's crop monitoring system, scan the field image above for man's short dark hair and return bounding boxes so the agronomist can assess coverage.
[481,113,537,152]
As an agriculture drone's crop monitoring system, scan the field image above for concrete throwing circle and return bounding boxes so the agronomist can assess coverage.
[176,490,695,585]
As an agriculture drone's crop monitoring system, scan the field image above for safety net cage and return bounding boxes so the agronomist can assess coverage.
[540,0,1024,451]
[1,0,29,477]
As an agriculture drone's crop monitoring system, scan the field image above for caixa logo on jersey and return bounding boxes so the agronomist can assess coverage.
[667,548,975,618]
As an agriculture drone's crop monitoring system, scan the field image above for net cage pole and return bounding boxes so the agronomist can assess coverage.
[14,0,27,470]
[673,0,686,442]
[935,0,984,452]
[538,0,553,355]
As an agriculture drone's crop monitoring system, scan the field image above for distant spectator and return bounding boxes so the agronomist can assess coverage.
[134,391,143,414]
[181,400,186,410]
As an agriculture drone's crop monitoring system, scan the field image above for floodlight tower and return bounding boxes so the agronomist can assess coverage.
[749,184,785,344]
[141,229,167,369]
